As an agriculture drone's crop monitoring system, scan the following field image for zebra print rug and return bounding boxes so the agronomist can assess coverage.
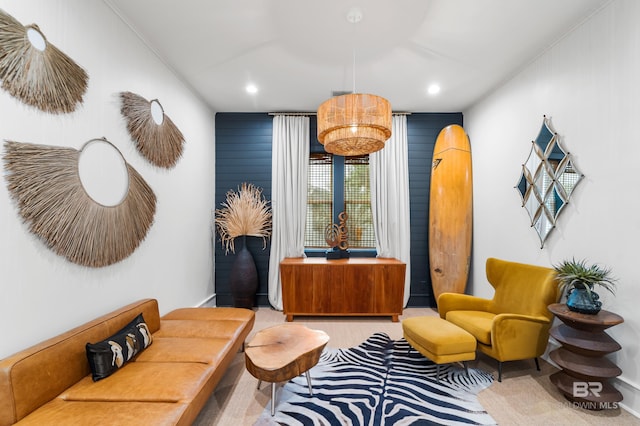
[255,332,496,425]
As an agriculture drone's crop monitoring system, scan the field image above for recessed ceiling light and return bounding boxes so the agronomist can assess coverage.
[427,84,441,95]
[246,84,258,94]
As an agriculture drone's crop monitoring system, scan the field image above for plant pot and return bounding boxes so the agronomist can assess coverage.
[566,288,602,315]
[229,235,258,309]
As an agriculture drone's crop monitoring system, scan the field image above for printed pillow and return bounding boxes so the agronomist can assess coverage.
[86,313,153,381]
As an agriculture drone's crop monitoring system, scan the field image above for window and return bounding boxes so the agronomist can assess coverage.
[305,153,333,247]
[344,156,374,248]
[305,153,375,249]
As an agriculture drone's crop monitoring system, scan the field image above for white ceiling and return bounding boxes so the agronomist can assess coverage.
[105,0,610,113]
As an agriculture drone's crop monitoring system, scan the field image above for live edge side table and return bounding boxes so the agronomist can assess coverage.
[547,303,624,410]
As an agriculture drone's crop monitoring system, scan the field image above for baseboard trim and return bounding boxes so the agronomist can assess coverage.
[617,376,640,418]
[196,294,216,307]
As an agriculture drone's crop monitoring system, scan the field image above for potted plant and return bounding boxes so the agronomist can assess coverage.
[215,183,271,308]
[553,258,617,315]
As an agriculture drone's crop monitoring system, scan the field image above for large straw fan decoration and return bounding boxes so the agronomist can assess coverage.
[3,139,157,268]
[120,91,185,168]
[0,8,88,113]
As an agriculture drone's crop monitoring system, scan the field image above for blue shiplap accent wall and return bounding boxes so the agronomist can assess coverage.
[215,113,273,307]
[215,112,463,307]
[406,113,463,306]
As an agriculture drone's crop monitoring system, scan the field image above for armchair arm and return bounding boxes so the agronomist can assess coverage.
[490,314,552,361]
[437,293,492,319]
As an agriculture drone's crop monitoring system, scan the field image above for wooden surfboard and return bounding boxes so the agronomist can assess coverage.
[429,124,473,305]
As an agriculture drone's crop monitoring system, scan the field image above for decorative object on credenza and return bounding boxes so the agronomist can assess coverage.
[325,211,349,259]
[119,91,185,168]
[215,183,271,308]
[0,8,88,113]
[3,139,156,267]
[515,116,584,247]
[553,258,617,315]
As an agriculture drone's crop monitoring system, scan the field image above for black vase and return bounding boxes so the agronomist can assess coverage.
[229,235,258,309]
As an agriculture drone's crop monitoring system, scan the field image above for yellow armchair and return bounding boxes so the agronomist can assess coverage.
[438,257,560,381]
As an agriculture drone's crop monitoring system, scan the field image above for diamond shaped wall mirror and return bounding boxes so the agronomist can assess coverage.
[516,116,584,247]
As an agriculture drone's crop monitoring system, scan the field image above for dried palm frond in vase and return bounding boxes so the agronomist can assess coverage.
[119,91,185,168]
[0,9,88,113]
[215,183,272,254]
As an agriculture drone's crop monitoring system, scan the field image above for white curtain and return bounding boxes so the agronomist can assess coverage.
[268,115,309,310]
[370,115,412,306]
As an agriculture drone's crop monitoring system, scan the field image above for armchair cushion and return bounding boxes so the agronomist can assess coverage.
[438,293,492,319]
[445,311,495,345]
[487,258,559,319]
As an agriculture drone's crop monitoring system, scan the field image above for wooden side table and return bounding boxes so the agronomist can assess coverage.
[547,303,623,410]
[245,323,330,416]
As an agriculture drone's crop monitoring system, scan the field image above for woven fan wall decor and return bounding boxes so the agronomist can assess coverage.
[3,139,157,267]
[0,8,88,113]
[120,91,185,168]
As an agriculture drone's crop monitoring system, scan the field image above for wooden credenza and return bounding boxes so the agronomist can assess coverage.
[280,257,406,322]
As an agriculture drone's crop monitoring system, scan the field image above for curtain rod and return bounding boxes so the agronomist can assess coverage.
[268,112,316,116]
[268,111,412,116]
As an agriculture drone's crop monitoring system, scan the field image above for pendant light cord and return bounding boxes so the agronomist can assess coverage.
[347,7,362,94]
[352,48,356,93]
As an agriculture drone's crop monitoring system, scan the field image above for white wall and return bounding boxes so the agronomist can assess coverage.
[465,0,640,415]
[0,0,216,359]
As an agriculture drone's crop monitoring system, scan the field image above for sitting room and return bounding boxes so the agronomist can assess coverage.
[1,1,639,424]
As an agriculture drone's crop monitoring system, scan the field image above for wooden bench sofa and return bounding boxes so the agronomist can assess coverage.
[0,298,254,425]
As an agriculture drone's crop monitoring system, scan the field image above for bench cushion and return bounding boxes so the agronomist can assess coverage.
[134,337,231,365]
[60,362,213,403]
[15,400,188,425]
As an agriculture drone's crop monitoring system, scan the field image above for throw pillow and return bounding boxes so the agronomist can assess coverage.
[86,313,153,381]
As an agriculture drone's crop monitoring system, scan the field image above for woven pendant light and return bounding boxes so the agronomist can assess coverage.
[317,93,391,156]
[316,8,392,156]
